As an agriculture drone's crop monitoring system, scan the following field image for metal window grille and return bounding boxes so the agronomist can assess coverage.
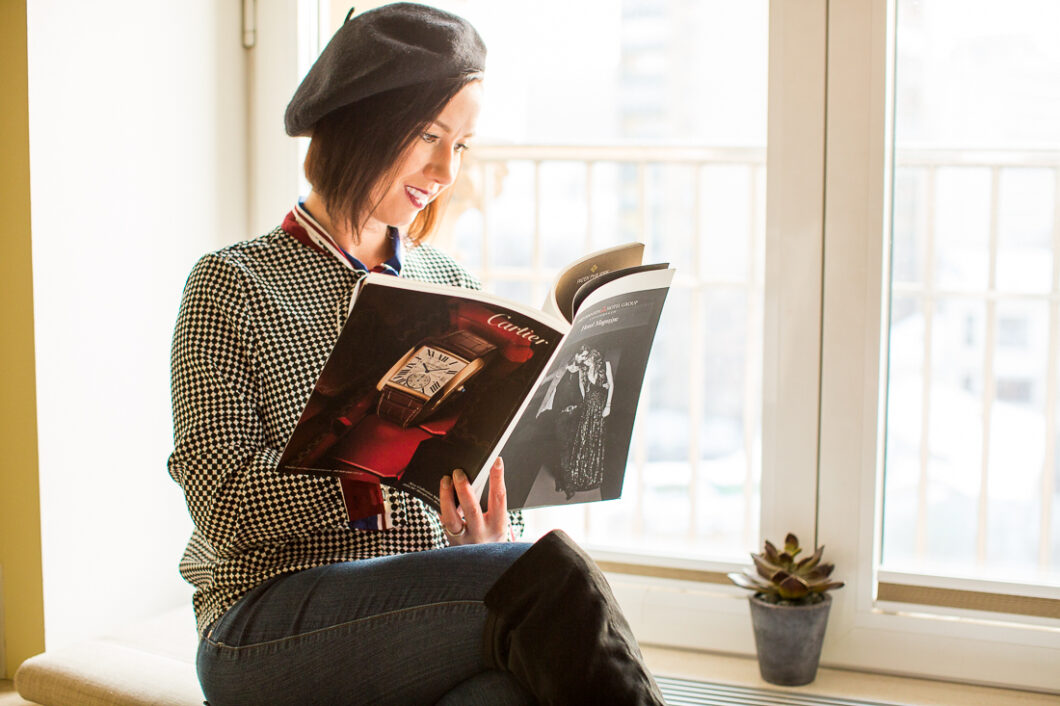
[887,148,1060,581]
[442,144,765,561]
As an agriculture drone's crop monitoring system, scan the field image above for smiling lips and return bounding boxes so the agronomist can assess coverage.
[405,185,433,210]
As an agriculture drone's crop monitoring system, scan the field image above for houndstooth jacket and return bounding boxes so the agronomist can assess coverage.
[169,214,522,637]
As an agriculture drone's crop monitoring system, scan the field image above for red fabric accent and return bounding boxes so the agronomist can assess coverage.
[338,476,385,523]
[282,210,325,253]
[339,469,382,484]
[418,414,460,436]
[329,408,460,523]
[499,345,534,364]
[296,396,375,466]
[450,301,543,366]
[328,413,458,480]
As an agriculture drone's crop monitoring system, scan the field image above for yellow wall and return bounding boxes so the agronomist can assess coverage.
[0,0,46,678]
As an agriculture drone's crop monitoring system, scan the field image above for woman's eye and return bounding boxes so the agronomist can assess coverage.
[421,132,439,144]
[454,143,469,153]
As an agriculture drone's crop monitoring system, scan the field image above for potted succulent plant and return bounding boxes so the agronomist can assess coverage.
[728,533,844,686]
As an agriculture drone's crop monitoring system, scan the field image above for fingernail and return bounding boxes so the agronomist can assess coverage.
[453,468,466,483]
[441,476,451,489]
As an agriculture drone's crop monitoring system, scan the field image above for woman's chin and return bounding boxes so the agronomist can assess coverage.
[367,211,418,232]
[391,209,423,229]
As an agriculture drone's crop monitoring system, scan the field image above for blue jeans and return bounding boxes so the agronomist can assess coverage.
[197,542,535,706]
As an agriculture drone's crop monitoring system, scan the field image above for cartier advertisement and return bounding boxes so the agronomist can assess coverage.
[278,275,565,511]
[278,249,673,521]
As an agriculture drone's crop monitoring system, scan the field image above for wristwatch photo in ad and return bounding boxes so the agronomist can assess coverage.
[376,330,497,427]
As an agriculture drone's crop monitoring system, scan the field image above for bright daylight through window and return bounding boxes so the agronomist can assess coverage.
[883,0,1060,588]
[434,0,769,562]
[294,0,1059,687]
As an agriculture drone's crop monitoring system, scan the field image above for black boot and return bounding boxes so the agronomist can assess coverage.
[483,530,666,706]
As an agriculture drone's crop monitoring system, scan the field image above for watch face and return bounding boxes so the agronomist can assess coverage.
[388,346,469,396]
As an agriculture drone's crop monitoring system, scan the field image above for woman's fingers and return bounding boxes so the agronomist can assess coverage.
[485,457,508,538]
[437,458,509,544]
[438,475,466,540]
[451,468,484,531]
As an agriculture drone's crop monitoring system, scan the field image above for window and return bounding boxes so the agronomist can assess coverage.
[430,0,769,564]
[818,0,1059,690]
[297,0,1060,690]
[881,0,1060,588]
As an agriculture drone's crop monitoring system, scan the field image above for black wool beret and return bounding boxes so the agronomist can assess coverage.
[284,2,486,136]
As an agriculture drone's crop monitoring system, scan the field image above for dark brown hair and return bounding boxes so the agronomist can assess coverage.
[303,75,478,244]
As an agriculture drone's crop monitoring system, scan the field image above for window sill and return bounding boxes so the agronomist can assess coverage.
[641,646,1058,705]
[8,657,1055,705]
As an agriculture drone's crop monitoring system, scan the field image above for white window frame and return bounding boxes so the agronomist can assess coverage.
[814,0,1059,690]
[600,0,1059,692]
[259,0,1060,691]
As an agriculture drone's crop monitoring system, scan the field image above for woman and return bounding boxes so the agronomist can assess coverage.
[169,4,663,704]
[559,347,614,498]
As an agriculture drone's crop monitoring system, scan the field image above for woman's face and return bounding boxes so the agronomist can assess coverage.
[367,81,483,229]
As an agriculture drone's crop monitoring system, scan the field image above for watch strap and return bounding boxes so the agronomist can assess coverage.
[377,387,426,428]
[430,330,496,361]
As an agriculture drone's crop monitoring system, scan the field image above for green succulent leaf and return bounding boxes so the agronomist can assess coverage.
[803,568,826,582]
[777,573,810,599]
[740,533,844,603]
[814,562,835,578]
[796,545,824,571]
[727,571,758,591]
[728,571,780,596]
[752,553,784,580]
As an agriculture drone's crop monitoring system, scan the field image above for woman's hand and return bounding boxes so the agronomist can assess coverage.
[438,457,509,545]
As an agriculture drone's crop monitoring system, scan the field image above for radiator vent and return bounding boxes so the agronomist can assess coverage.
[656,676,901,706]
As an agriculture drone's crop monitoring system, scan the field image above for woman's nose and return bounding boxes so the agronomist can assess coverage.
[426,147,458,186]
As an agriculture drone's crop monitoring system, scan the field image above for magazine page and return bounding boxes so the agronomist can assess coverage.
[570,261,671,318]
[486,267,674,509]
[278,274,568,510]
[543,242,646,322]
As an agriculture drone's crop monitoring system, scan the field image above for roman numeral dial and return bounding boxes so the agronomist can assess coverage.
[389,346,468,392]
[376,331,498,428]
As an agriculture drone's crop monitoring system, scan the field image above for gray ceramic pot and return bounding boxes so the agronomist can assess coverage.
[748,593,832,686]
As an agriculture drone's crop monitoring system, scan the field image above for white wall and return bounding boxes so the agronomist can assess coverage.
[27,0,248,648]
[248,0,302,234]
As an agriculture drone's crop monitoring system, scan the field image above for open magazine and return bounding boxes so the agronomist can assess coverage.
[277,242,673,516]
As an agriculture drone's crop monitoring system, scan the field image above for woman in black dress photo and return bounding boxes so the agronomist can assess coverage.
[558,346,614,499]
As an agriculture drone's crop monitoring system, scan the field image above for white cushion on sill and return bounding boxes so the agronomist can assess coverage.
[14,606,203,706]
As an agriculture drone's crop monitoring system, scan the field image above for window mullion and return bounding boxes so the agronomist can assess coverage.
[816,0,893,669]
[1042,170,1060,569]
[760,0,829,547]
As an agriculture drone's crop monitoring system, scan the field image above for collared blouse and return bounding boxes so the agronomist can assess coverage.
[168,210,521,636]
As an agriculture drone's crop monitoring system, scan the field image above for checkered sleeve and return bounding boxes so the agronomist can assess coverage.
[168,253,344,558]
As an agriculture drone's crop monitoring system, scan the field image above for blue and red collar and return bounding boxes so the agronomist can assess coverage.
[283,201,403,275]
